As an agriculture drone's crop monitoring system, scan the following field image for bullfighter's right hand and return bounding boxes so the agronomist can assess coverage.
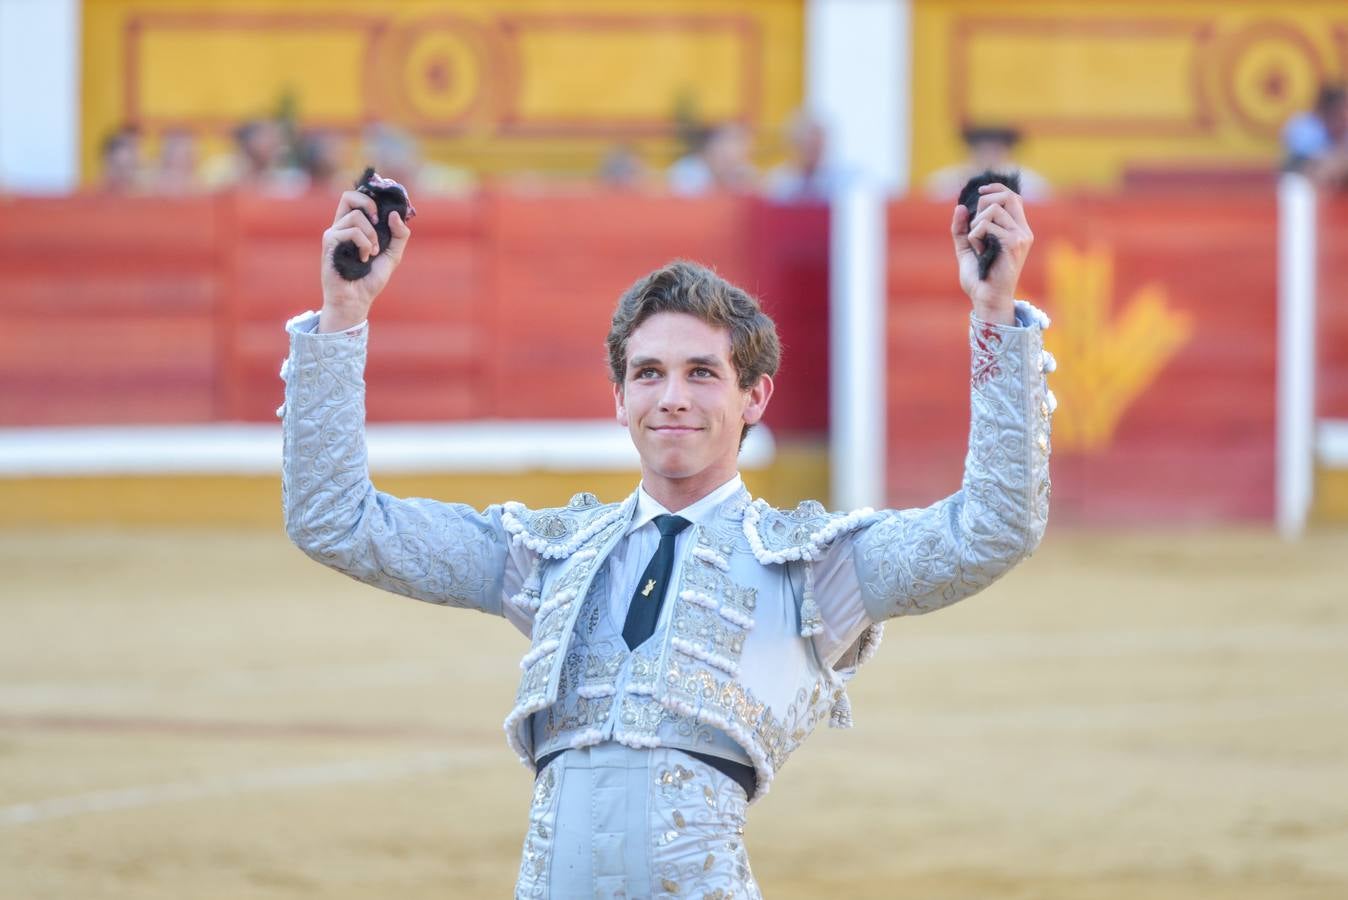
[318,190,412,333]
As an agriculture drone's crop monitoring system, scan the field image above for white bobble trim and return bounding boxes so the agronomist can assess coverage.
[1040,350,1057,374]
[717,606,755,629]
[614,731,662,750]
[535,589,576,619]
[679,589,719,611]
[576,684,614,699]
[567,728,605,749]
[679,589,754,629]
[671,637,739,676]
[1014,298,1052,329]
[692,546,730,571]
[518,638,560,670]
[284,309,321,331]
[502,692,551,771]
[1046,388,1058,414]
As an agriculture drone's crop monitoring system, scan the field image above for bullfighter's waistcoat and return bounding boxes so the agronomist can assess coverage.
[501,489,882,803]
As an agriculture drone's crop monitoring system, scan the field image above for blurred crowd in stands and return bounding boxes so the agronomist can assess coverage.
[98,118,474,198]
[96,109,862,203]
[97,80,1348,201]
[98,107,1054,203]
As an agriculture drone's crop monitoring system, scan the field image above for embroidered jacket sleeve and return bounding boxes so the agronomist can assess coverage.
[278,311,536,628]
[808,301,1054,664]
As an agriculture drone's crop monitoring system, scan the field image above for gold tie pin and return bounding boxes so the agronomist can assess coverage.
[642,579,656,597]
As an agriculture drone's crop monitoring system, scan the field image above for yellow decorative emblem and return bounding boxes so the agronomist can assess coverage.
[642,579,657,597]
[1042,242,1193,452]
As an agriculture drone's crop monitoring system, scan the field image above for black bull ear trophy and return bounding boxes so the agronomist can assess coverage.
[958,170,1021,281]
[331,167,418,282]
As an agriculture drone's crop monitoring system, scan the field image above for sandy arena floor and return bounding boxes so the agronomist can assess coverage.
[2,525,1346,899]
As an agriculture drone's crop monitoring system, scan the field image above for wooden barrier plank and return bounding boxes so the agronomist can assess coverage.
[0,318,214,376]
[1318,199,1348,421]
[744,201,830,434]
[1,195,223,426]
[485,192,757,419]
[220,193,491,422]
[0,194,221,255]
[8,272,216,317]
[5,192,828,430]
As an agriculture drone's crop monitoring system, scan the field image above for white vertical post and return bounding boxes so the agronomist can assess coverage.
[1276,173,1317,539]
[0,0,82,193]
[829,185,886,510]
[805,0,909,192]
[808,0,908,509]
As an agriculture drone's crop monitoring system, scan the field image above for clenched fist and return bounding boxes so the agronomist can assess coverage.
[318,188,413,333]
[951,181,1033,326]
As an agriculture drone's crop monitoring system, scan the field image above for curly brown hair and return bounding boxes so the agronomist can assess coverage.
[607,260,780,388]
[606,260,780,446]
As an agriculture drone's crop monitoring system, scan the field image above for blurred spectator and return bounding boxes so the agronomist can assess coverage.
[598,143,652,191]
[297,128,350,194]
[668,123,756,196]
[1282,84,1348,188]
[763,110,850,203]
[362,122,421,188]
[152,128,201,194]
[203,117,307,195]
[99,125,146,193]
[361,122,474,196]
[926,124,1050,202]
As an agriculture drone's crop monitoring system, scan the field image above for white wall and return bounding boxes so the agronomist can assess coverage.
[805,0,909,192]
[0,0,81,193]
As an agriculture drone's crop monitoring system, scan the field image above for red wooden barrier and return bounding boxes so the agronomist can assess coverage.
[1317,198,1348,422]
[1,194,222,425]
[5,190,1298,524]
[220,192,492,423]
[885,194,1279,524]
[1,191,831,435]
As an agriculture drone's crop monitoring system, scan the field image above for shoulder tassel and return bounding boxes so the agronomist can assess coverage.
[799,563,824,637]
[507,557,543,613]
[828,691,854,729]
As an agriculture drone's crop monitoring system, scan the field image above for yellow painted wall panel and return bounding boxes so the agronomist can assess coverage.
[965,34,1199,121]
[137,31,366,121]
[513,32,744,122]
[912,0,1348,190]
[82,0,804,184]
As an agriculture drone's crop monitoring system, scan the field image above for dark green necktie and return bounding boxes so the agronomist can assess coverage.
[621,514,691,650]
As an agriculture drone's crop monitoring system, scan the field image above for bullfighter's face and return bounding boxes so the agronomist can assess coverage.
[614,312,771,506]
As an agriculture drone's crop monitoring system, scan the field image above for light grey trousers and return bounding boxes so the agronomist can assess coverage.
[514,743,761,899]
